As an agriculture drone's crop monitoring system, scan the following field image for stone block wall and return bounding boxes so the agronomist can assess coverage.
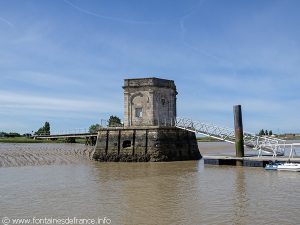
[92,127,201,162]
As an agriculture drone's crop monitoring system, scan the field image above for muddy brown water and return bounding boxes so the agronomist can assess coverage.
[0,143,299,225]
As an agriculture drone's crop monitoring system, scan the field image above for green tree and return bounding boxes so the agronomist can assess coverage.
[269,130,273,135]
[89,124,102,133]
[108,115,122,127]
[44,122,50,133]
[265,130,268,136]
[35,121,51,135]
[259,129,265,136]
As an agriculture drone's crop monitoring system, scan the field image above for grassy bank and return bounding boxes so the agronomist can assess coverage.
[275,135,300,140]
[197,136,222,142]
[0,137,86,144]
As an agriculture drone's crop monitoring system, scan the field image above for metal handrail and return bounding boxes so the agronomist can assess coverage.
[175,117,293,158]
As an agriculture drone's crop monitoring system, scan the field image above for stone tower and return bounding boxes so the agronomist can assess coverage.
[93,77,201,162]
[123,78,177,127]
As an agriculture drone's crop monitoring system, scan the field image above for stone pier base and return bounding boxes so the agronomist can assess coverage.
[92,127,201,162]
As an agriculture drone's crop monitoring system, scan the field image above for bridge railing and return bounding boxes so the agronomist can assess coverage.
[175,117,235,142]
[175,117,288,157]
[33,128,90,136]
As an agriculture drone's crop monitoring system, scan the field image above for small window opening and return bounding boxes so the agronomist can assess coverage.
[135,108,143,118]
[122,140,131,148]
[161,99,166,105]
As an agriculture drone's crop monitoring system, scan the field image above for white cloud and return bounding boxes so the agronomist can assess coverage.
[178,95,300,132]
[179,97,283,114]
[0,91,120,113]
[4,71,83,88]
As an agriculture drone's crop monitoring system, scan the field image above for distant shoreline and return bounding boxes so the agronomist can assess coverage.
[275,135,300,140]
[0,137,86,144]
[1,135,299,144]
[197,137,223,142]
[0,136,221,144]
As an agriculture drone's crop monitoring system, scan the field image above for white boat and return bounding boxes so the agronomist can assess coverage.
[277,162,300,172]
[265,161,282,171]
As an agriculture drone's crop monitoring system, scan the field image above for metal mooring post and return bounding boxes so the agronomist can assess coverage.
[233,105,244,166]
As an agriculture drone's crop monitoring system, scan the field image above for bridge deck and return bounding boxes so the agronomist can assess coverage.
[34,133,97,139]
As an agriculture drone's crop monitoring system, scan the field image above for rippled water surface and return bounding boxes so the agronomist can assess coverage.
[0,143,299,225]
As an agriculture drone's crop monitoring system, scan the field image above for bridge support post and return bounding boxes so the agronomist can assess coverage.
[234,105,244,166]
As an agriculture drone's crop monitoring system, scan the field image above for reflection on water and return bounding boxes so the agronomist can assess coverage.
[233,168,248,225]
[198,142,235,155]
[0,143,299,225]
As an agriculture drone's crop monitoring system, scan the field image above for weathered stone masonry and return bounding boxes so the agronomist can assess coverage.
[93,127,201,162]
[123,78,177,127]
[92,77,201,162]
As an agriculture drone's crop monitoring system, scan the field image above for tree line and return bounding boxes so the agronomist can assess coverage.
[34,116,122,135]
[1,116,123,139]
[258,129,273,136]
[0,121,51,138]
[0,132,23,138]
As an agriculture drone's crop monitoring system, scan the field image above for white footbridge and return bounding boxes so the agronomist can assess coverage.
[175,117,298,158]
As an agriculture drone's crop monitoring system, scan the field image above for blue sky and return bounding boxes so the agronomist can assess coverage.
[0,0,299,134]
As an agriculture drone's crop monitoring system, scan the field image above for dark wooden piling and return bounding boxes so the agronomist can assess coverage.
[233,105,244,166]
